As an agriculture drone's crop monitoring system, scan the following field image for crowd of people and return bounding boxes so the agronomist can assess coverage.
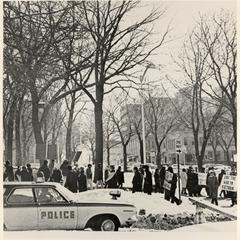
[3,160,237,207]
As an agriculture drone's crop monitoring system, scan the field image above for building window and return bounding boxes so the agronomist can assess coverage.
[184,137,188,146]
[208,151,213,160]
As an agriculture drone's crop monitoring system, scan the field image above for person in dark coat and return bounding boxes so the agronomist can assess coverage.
[49,159,55,177]
[154,169,161,193]
[143,165,153,195]
[65,165,78,193]
[60,160,69,185]
[78,167,87,192]
[4,161,14,181]
[159,166,166,193]
[116,166,124,188]
[15,166,21,181]
[186,167,198,196]
[105,165,118,188]
[20,166,32,181]
[104,166,109,183]
[27,163,33,181]
[51,168,63,183]
[132,167,142,193]
[218,169,226,198]
[167,166,180,205]
[38,160,50,181]
[207,170,218,205]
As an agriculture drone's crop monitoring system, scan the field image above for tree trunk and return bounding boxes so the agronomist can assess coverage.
[94,99,103,182]
[138,137,144,164]
[31,99,44,144]
[66,93,76,161]
[156,145,161,168]
[123,144,127,172]
[106,145,110,166]
[6,102,16,164]
[232,112,237,151]
[15,98,23,166]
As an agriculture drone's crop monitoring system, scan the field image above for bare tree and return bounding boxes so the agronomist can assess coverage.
[144,90,179,168]
[176,27,223,172]
[109,105,133,172]
[196,12,237,149]
[72,1,170,179]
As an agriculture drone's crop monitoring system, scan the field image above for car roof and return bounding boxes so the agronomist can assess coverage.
[3,181,60,187]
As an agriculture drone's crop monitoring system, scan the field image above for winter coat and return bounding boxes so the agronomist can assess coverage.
[218,172,225,186]
[60,164,69,177]
[51,169,63,182]
[187,172,198,193]
[20,169,32,181]
[143,171,153,194]
[38,165,50,181]
[132,171,142,193]
[180,171,188,188]
[105,172,118,188]
[116,170,125,185]
[159,168,166,185]
[27,167,34,181]
[86,168,92,180]
[207,175,218,199]
[78,173,87,192]
[170,173,177,196]
[4,166,14,181]
[154,172,160,185]
[65,170,78,193]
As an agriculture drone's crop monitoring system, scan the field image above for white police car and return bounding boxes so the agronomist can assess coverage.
[3,181,137,231]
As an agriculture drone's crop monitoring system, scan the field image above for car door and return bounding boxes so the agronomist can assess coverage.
[34,186,77,230]
[4,187,38,230]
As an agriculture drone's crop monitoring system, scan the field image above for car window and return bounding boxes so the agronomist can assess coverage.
[7,188,34,204]
[35,187,67,204]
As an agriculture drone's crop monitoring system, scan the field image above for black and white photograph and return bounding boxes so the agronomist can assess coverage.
[2,0,237,239]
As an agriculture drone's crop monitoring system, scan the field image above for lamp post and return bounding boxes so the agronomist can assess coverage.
[140,63,158,165]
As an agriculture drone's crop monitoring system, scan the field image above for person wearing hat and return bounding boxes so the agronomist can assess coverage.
[207,170,218,205]
[86,164,93,190]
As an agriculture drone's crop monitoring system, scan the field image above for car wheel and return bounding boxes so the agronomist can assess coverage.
[96,217,119,231]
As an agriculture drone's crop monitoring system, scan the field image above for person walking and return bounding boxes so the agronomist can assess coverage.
[20,166,32,181]
[4,161,14,181]
[78,167,87,192]
[65,165,78,193]
[104,166,109,184]
[60,160,69,185]
[26,163,33,181]
[105,165,118,188]
[143,165,153,195]
[132,167,142,193]
[49,159,55,177]
[180,168,188,195]
[218,169,226,198]
[167,166,180,205]
[229,169,237,207]
[95,163,104,188]
[154,169,161,193]
[38,160,51,181]
[186,167,198,196]
[207,170,219,205]
[159,166,166,193]
[15,166,22,181]
[50,168,63,183]
[86,164,93,190]
[116,166,124,188]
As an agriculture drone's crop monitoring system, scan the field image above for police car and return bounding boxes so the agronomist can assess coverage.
[3,181,137,231]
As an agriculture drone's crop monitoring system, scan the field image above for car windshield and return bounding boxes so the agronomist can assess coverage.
[56,184,78,202]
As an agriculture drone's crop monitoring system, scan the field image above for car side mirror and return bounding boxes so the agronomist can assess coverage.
[109,190,121,200]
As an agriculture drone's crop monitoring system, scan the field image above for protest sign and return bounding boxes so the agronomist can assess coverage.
[220,175,237,192]
[165,171,173,182]
[163,180,171,191]
[198,173,207,186]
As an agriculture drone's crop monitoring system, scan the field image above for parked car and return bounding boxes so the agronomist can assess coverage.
[3,181,137,231]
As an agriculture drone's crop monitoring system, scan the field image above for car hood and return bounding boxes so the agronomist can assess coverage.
[74,189,135,207]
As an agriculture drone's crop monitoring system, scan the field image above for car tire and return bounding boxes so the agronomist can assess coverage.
[95,216,119,231]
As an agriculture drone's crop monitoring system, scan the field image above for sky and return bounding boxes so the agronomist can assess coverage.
[76,0,237,121]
